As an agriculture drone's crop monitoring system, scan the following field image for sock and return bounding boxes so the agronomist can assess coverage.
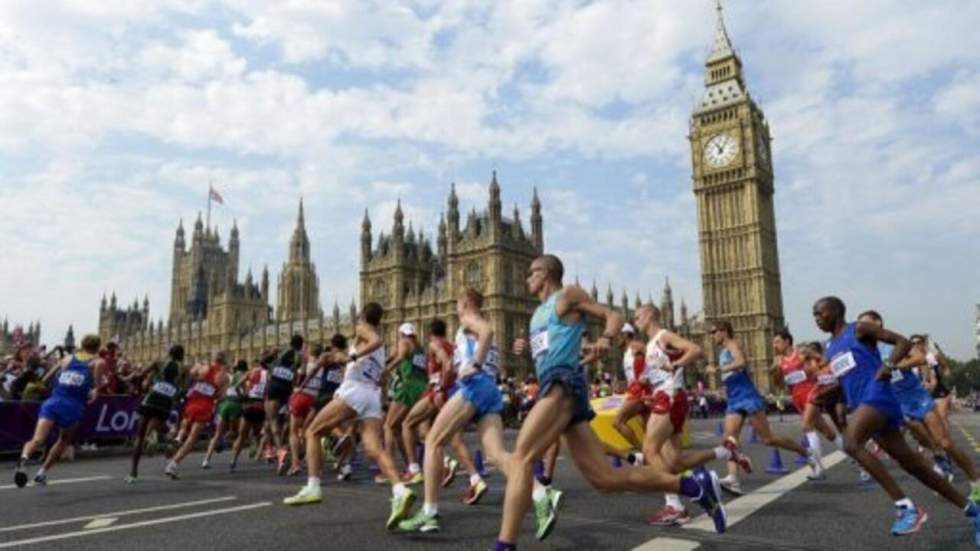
[536,475,552,487]
[665,493,683,509]
[532,479,547,501]
[493,540,517,551]
[470,473,482,486]
[895,498,914,510]
[806,432,825,470]
[678,475,703,500]
[714,446,732,461]
[408,462,421,475]
[307,476,321,489]
[423,502,438,516]
[833,435,845,451]
[393,482,409,497]
[35,466,46,477]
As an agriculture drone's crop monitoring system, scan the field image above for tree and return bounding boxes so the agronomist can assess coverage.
[949,358,980,396]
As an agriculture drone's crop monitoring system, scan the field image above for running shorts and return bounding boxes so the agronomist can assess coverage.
[266,379,293,404]
[647,390,689,435]
[218,400,243,422]
[895,388,936,422]
[725,395,766,417]
[138,404,171,423]
[183,398,215,424]
[539,365,595,427]
[458,373,503,421]
[289,392,316,418]
[626,381,653,403]
[243,400,265,424]
[394,377,427,407]
[336,380,383,420]
[39,397,86,429]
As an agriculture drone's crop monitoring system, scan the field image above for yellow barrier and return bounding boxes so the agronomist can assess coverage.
[589,394,690,454]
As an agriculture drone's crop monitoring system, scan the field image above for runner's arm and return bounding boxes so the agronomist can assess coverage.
[429,341,453,386]
[662,331,702,370]
[353,322,384,358]
[459,311,494,370]
[894,347,926,371]
[560,286,623,357]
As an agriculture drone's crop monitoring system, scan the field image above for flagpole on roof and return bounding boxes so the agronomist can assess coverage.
[207,179,212,232]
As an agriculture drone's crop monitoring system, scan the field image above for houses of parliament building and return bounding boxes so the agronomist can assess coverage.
[98,5,784,391]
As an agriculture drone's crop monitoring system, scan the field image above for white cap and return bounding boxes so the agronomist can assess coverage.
[621,323,636,334]
[398,322,416,337]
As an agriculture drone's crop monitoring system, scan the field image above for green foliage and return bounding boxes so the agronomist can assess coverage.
[949,358,980,395]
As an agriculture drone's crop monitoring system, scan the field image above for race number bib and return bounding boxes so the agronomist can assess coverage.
[890,369,904,383]
[151,382,177,397]
[817,373,837,386]
[784,370,807,386]
[830,352,857,378]
[720,370,734,382]
[326,368,344,385]
[483,348,499,375]
[646,369,670,389]
[530,328,550,359]
[248,381,266,399]
[58,371,86,387]
[412,353,427,371]
[191,381,215,397]
[272,366,294,382]
[356,358,383,384]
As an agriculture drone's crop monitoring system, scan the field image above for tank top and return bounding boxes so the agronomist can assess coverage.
[300,362,325,396]
[247,368,268,400]
[143,360,181,410]
[271,349,300,384]
[428,340,455,387]
[52,353,95,402]
[643,330,684,395]
[453,328,499,380]
[187,364,221,401]
[529,291,585,378]
[622,346,640,386]
[824,323,883,405]
[223,371,246,402]
[399,345,428,382]
[343,344,386,386]
[720,346,756,396]
[780,351,810,388]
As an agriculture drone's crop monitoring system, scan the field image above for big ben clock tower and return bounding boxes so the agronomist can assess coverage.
[690,3,785,391]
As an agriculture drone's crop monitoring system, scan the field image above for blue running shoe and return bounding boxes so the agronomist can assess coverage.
[692,467,726,534]
[935,455,955,483]
[971,511,980,548]
[891,506,927,536]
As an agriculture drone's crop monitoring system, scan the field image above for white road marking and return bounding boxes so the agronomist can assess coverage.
[686,451,847,532]
[0,496,238,533]
[0,475,113,491]
[633,537,702,551]
[82,518,117,530]
[0,501,272,548]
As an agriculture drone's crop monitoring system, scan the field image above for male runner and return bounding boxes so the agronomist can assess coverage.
[14,335,106,487]
[923,336,954,427]
[267,335,304,474]
[714,320,818,495]
[860,313,980,497]
[813,296,980,542]
[203,358,247,469]
[492,256,725,551]
[126,345,183,482]
[612,324,647,454]
[400,318,485,502]
[283,303,416,531]
[285,344,330,476]
[231,357,270,472]
[165,352,229,479]
[382,323,429,483]
[400,287,549,534]
[637,304,751,526]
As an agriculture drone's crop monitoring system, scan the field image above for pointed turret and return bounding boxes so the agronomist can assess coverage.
[393,199,405,243]
[174,218,186,251]
[696,0,747,113]
[194,212,204,237]
[349,298,357,322]
[361,209,372,264]
[64,324,75,350]
[661,277,675,330]
[591,280,599,302]
[606,284,614,307]
[437,214,448,258]
[100,293,107,312]
[332,300,341,331]
[707,0,736,63]
[261,264,270,302]
[531,187,543,252]
[488,170,501,223]
[110,292,117,311]
[289,198,311,263]
[447,184,460,242]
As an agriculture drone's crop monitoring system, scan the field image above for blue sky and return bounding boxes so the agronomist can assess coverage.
[1,1,978,359]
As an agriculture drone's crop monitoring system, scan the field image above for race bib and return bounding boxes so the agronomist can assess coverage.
[483,349,499,375]
[58,371,86,387]
[412,353,427,370]
[817,373,837,386]
[890,369,904,383]
[191,381,215,397]
[151,382,177,397]
[720,370,734,382]
[248,382,266,399]
[326,368,344,385]
[830,352,857,378]
[646,369,670,389]
[530,328,550,359]
[784,370,807,386]
[429,372,442,385]
[272,366,294,382]
[356,358,383,384]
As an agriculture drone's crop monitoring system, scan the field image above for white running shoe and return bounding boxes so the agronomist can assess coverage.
[718,474,744,496]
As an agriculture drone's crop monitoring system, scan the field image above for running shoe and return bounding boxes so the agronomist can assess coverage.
[547,487,563,511]
[463,478,488,505]
[13,459,27,489]
[533,492,557,541]
[164,462,179,480]
[646,506,691,526]
[286,466,303,477]
[627,451,645,466]
[805,449,824,480]
[374,473,390,485]
[387,490,417,530]
[972,510,980,549]
[441,458,459,488]
[283,485,323,506]
[691,467,727,534]
[398,510,440,533]
[276,449,288,476]
[723,437,753,474]
[337,464,353,481]
[935,455,955,483]
[405,471,424,485]
[201,460,212,470]
[331,434,352,457]
[124,475,137,484]
[33,473,47,486]
[263,446,275,464]
[229,461,238,473]
[718,474,744,497]
[970,484,980,505]
[891,506,927,536]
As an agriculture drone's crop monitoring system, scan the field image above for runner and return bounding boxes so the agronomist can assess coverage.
[491,255,725,550]
[266,335,304,475]
[126,345,183,483]
[636,305,751,526]
[283,302,416,531]
[231,357,271,472]
[714,319,819,495]
[381,323,429,484]
[400,318,484,503]
[612,324,647,455]
[14,335,106,488]
[202,358,247,469]
[860,314,980,497]
[285,344,329,476]
[164,351,230,479]
[771,329,843,479]
[400,287,545,535]
[923,336,954,428]
[813,296,980,542]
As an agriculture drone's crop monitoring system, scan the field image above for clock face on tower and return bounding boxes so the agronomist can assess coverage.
[703,133,739,168]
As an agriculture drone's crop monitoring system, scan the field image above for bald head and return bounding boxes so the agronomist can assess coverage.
[634,303,662,333]
[536,254,564,284]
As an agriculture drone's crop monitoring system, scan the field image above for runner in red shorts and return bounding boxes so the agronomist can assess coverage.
[634,304,752,527]
[166,353,229,479]
[612,324,648,454]
[771,329,842,481]
[285,344,330,476]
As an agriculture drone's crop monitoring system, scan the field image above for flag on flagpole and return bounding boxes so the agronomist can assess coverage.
[209,186,224,205]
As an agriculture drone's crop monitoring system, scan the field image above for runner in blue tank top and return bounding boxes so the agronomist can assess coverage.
[859,312,980,502]
[491,255,726,551]
[14,334,107,488]
[712,320,817,496]
[814,296,980,545]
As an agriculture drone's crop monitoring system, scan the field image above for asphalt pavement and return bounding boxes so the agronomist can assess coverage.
[3,414,980,551]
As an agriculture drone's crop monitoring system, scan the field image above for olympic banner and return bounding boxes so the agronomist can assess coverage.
[0,395,142,452]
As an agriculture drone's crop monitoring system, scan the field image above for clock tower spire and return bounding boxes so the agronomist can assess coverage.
[689,3,783,392]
